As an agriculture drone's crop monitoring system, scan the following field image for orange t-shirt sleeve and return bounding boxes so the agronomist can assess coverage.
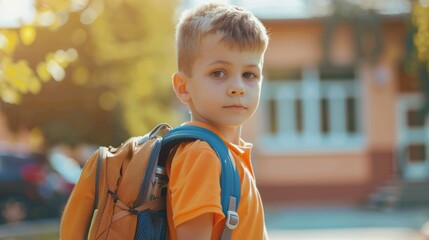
[168,141,225,228]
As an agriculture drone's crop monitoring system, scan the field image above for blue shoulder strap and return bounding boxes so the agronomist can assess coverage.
[161,125,241,222]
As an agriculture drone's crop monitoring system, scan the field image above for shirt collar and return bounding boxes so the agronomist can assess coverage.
[182,121,252,157]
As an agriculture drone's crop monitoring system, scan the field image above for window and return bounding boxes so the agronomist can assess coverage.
[406,109,425,128]
[407,144,426,163]
[261,67,363,152]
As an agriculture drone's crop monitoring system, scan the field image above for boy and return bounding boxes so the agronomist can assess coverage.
[168,3,269,240]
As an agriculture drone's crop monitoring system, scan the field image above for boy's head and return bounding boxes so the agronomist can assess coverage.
[173,3,269,135]
[176,3,269,76]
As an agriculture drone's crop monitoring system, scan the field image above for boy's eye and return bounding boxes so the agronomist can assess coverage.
[243,72,257,79]
[211,71,226,78]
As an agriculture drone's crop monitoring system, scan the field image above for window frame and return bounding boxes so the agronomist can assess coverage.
[260,67,364,153]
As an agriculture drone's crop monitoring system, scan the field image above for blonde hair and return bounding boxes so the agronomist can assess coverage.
[176,3,269,76]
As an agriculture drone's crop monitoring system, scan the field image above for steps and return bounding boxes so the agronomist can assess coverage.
[368,179,429,209]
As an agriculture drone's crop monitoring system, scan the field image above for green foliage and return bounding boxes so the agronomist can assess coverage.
[0,0,79,104]
[86,0,179,136]
[0,0,179,145]
[411,2,429,119]
[413,2,429,66]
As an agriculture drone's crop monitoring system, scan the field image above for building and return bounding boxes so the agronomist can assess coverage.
[233,0,428,206]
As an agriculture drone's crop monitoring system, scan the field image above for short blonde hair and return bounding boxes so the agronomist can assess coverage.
[176,3,269,76]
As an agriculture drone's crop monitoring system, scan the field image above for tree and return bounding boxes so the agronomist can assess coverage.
[413,2,429,65]
[0,0,78,104]
[85,0,179,136]
[0,0,179,146]
[409,1,429,119]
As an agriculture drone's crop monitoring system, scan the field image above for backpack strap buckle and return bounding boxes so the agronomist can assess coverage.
[226,210,239,230]
[128,208,138,215]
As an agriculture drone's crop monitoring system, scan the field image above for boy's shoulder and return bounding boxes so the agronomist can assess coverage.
[169,140,221,170]
[177,139,214,152]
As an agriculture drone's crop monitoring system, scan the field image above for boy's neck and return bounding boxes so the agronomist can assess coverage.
[190,120,242,145]
[222,126,242,145]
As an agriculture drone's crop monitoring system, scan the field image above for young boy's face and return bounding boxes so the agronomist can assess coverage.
[182,34,264,131]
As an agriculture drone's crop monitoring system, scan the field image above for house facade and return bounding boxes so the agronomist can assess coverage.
[240,4,429,205]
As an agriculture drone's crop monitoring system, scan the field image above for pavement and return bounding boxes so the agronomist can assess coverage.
[268,228,426,240]
[0,218,59,239]
[0,204,428,239]
[265,204,429,239]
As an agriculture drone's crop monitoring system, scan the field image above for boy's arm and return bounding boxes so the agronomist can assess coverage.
[176,213,214,240]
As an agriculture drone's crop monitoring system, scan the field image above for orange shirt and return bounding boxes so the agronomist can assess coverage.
[166,122,268,240]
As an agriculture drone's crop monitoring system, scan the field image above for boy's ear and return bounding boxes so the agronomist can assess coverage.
[172,72,191,104]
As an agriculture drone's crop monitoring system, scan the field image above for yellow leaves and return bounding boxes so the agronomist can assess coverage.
[0,47,78,104]
[3,59,33,93]
[20,26,37,46]
[413,2,429,62]
[85,0,178,135]
[0,30,18,54]
[44,48,78,81]
[2,59,40,95]
[0,26,54,103]
[0,87,21,104]
[0,58,37,103]
[27,76,42,94]
[1,26,36,52]
[37,62,51,82]
[0,0,87,105]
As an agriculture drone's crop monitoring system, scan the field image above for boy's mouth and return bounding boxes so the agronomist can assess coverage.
[223,105,248,110]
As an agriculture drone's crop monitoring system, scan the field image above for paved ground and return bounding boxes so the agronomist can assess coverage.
[1,204,429,239]
[265,204,429,239]
[268,228,426,240]
[0,218,58,239]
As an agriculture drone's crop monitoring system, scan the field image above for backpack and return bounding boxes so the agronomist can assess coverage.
[60,123,241,240]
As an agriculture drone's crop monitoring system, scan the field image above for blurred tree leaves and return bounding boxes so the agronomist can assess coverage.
[410,1,429,119]
[0,0,78,104]
[86,0,178,136]
[413,2,429,65]
[1,0,179,146]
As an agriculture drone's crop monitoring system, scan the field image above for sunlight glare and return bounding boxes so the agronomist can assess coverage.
[0,0,35,28]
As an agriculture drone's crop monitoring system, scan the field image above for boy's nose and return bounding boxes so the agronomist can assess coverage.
[228,87,246,96]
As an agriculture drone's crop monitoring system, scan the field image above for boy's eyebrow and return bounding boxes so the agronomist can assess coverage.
[207,60,261,68]
[206,60,232,67]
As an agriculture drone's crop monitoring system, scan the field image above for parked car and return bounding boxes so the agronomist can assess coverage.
[0,152,74,224]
